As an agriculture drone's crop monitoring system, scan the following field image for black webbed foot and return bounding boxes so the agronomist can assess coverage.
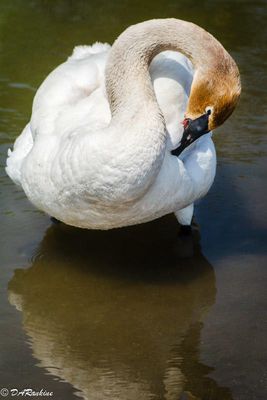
[179,224,192,236]
[50,216,61,224]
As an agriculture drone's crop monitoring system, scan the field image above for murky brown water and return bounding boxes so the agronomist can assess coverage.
[0,1,267,399]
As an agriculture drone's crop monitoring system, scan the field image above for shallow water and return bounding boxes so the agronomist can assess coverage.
[0,1,267,399]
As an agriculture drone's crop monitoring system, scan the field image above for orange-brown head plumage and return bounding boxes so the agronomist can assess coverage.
[186,46,241,130]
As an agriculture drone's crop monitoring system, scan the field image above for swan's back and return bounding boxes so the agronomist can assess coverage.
[6,43,193,189]
[6,43,111,186]
[31,42,111,138]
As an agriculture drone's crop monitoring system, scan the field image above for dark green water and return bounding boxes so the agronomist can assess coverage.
[0,1,267,399]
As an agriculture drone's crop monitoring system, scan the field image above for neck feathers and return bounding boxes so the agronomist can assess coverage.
[105,18,240,129]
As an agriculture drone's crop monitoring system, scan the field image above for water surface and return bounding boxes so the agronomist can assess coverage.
[0,1,267,399]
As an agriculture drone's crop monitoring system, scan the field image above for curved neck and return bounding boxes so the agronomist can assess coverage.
[105,19,229,118]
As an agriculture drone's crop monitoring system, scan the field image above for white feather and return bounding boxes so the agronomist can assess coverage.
[6,41,216,229]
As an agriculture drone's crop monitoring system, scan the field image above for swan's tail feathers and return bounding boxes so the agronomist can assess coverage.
[5,123,33,186]
[69,42,111,61]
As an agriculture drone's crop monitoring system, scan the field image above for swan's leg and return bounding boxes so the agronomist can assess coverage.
[174,203,194,234]
[50,216,61,224]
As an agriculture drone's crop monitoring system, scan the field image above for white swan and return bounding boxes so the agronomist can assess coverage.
[6,19,241,230]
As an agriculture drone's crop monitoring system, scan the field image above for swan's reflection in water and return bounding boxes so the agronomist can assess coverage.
[8,215,232,400]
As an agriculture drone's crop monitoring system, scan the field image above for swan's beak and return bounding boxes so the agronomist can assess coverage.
[171,113,210,157]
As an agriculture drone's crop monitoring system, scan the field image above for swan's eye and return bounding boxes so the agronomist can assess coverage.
[205,106,213,115]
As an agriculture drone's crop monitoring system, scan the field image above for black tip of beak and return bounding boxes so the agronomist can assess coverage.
[171,113,210,157]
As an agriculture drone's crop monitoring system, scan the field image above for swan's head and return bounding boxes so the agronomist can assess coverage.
[186,65,241,130]
[172,63,241,156]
